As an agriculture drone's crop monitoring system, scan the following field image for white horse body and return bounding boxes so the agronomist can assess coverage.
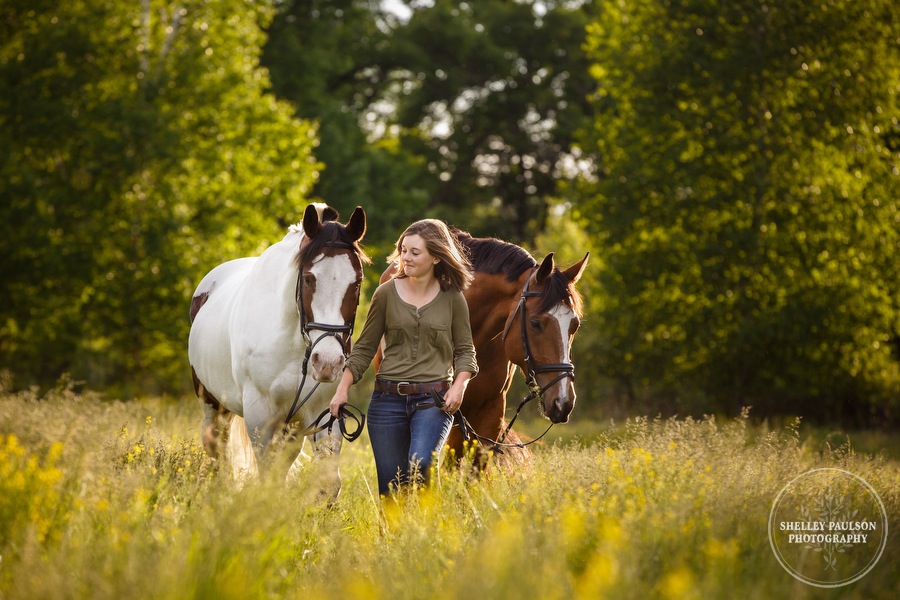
[189,232,313,427]
[188,204,367,489]
[188,256,258,413]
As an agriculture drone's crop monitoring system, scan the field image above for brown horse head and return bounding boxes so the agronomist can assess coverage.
[502,251,589,423]
[295,204,369,381]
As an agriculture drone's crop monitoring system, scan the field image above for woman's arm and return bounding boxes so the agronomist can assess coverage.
[450,291,478,377]
[444,290,478,414]
[343,283,388,382]
[329,284,388,416]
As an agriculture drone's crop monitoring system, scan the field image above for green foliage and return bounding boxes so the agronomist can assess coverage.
[580,0,900,419]
[1,392,898,599]
[264,0,598,243]
[4,0,900,423]
[382,0,598,241]
[0,0,320,393]
[262,0,434,244]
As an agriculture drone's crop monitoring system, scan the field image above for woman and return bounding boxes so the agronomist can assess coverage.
[329,219,477,496]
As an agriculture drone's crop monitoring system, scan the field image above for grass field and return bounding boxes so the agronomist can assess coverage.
[1,384,897,600]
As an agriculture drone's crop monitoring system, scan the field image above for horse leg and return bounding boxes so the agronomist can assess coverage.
[447,362,516,469]
[235,396,278,483]
[225,414,259,483]
[285,436,313,483]
[306,424,344,501]
[445,427,466,464]
[465,399,507,470]
[196,380,228,459]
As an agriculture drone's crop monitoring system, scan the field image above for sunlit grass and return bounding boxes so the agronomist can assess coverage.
[0,385,897,599]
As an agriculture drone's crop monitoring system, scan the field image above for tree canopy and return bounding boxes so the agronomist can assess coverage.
[2,0,898,425]
[1,0,319,392]
[578,0,900,420]
[263,0,598,243]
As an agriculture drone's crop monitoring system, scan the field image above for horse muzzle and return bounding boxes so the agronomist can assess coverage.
[310,350,344,382]
[534,368,576,423]
[545,394,574,423]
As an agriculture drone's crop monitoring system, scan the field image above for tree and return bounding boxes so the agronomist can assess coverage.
[262,0,430,246]
[580,0,900,421]
[264,0,598,244]
[380,0,599,242]
[0,0,319,392]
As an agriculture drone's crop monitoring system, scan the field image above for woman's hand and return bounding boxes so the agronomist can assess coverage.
[329,370,354,417]
[441,387,463,414]
[329,389,348,417]
[442,372,472,415]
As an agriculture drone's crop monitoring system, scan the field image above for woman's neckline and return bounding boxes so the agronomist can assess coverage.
[392,277,441,311]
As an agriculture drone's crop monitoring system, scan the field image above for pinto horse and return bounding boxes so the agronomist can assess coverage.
[188,203,368,488]
[378,232,588,463]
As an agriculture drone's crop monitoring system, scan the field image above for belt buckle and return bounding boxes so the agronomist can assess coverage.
[396,381,413,395]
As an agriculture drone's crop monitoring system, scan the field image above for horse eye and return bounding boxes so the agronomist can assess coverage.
[304,275,314,286]
[530,318,543,332]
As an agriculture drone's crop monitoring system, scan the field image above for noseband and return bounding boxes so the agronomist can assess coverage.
[502,268,576,399]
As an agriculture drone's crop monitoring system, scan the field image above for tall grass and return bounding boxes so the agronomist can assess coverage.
[0,384,897,600]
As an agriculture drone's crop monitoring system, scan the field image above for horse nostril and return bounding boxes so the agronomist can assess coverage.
[310,351,343,380]
[550,397,572,424]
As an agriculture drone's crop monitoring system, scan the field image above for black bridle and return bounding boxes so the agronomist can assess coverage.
[454,268,576,452]
[295,247,358,364]
[283,240,365,441]
[502,268,577,398]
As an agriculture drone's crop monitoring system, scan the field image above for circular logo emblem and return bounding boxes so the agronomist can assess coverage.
[768,468,888,587]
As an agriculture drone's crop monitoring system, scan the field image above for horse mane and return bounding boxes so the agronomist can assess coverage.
[296,220,370,268]
[454,230,536,281]
[454,230,583,317]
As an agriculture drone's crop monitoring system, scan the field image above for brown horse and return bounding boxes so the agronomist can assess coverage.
[378,231,588,462]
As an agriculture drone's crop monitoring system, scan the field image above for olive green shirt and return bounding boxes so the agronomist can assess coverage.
[346,279,478,384]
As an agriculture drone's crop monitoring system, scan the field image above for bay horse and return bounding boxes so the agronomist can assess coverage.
[188,203,368,490]
[378,232,588,464]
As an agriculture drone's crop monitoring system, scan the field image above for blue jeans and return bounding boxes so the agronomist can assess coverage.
[366,390,453,496]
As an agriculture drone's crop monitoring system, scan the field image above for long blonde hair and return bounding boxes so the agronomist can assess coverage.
[389,219,473,291]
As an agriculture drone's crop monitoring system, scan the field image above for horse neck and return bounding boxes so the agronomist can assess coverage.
[268,231,306,331]
[467,271,528,344]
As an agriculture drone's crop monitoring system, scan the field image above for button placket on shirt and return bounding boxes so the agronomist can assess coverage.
[410,304,424,362]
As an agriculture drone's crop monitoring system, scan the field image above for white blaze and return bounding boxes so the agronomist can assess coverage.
[307,254,356,356]
[549,304,576,364]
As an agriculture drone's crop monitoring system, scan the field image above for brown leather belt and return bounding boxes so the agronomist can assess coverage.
[374,379,450,395]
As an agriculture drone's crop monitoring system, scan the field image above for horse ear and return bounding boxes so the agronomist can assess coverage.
[562,252,590,284]
[302,204,321,237]
[346,206,366,242]
[536,252,555,283]
[322,206,340,222]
